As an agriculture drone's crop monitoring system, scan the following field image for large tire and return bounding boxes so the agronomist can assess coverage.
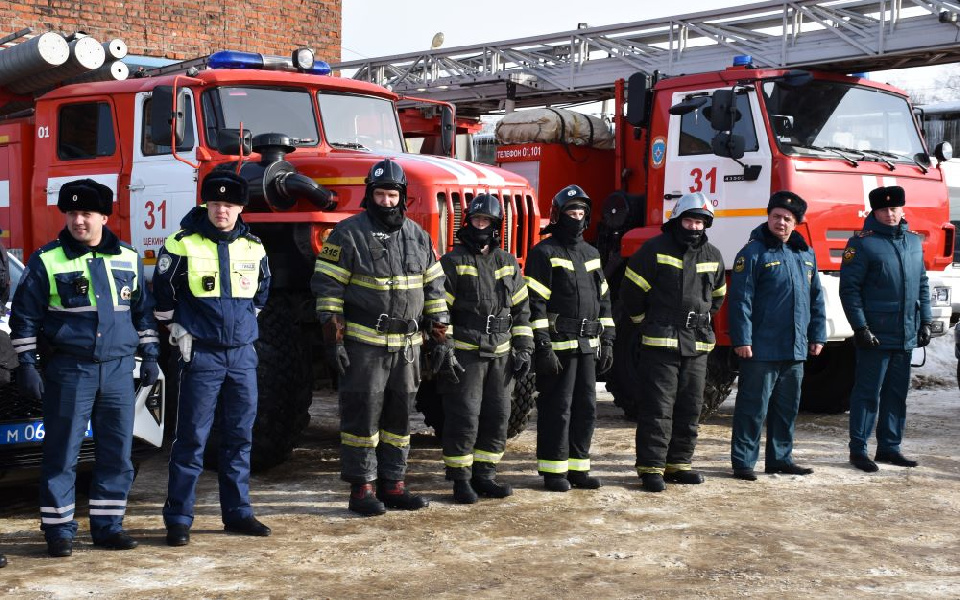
[800,342,855,413]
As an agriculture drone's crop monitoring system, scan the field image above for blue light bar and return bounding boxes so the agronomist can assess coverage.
[208,50,264,69]
[733,54,753,67]
[849,72,869,79]
[306,60,331,76]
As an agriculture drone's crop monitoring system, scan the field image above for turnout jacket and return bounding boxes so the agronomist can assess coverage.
[311,211,447,350]
[839,213,931,351]
[153,206,270,348]
[621,230,726,356]
[524,236,615,354]
[728,224,826,361]
[440,244,534,357]
[11,227,159,364]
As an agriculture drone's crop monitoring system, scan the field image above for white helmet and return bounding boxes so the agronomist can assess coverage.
[669,192,714,227]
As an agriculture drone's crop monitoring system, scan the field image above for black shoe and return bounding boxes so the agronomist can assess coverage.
[567,471,603,489]
[377,480,429,510]
[850,453,879,472]
[166,524,190,547]
[0,553,6,568]
[224,517,271,537]
[765,463,814,475]
[47,538,73,558]
[471,477,513,498]
[453,480,478,504]
[543,475,571,492]
[93,531,138,550]
[664,470,704,484]
[733,468,758,481]
[875,451,919,468]
[349,483,386,516]
[640,473,666,492]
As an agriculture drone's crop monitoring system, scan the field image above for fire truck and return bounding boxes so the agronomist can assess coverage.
[336,0,960,418]
[0,31,539,471]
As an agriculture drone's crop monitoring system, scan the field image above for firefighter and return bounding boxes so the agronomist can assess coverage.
[312,159,448,516]
[438,194,533,503]
[840,185,931,472]
[525,185,615,492]
[155,171,272,546]
[622,192,726,492]
[728,191,826,481]
[10,179,160,557]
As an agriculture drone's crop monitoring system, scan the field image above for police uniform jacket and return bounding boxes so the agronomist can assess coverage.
[729,223,826,361]
[311,211,447,350]
[440,244,534,357]
[524,236,615,354]
[10,227,158,364]
[621,230,726,356]
[839,213,931,351]
[153,206,270,348]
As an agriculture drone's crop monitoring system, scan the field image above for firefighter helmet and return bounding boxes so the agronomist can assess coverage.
[668,192,714,228]
[550,184,591,224]
[362,159,407,208]
[464,193,503,227]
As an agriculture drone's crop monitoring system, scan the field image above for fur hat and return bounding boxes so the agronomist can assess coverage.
[868,186,905,210]
[57,179,114,215]
[201,172,249,206]
[767,191,807,222]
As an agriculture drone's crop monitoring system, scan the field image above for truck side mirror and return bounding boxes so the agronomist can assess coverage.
[626,73,650,127]
[217,129,253,156]
[708,89,737,131]
[440,105,455,158]
[151,86,187,147]
[712,132,745,160]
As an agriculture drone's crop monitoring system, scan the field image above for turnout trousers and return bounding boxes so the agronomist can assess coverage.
[439,351,513,481]
[848,347,911,456]
[40,354,136,543]
[536,351,596,475]
[164,344,258,528]
[635,347,707,474]
[730,359,804,470]
[338,340,420,484]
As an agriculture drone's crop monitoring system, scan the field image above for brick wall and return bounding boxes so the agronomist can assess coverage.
[2,0,341,62]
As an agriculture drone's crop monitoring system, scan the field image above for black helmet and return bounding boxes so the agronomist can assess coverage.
[550,184,591,225]
[362,159,407,208]
[464,194,503,227]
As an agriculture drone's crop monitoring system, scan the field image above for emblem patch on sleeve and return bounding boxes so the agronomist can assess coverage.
[842,247,856,263]
[320,242,341,262]
[733,256,745,273]
[157,255,172,274]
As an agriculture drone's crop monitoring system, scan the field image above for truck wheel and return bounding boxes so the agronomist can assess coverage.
[800,343,855,413]
[701,346,737,421]
[416,370,538,439]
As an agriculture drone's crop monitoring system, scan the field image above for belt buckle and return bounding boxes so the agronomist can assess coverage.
[375,313,389,334]
[579,318,589,336]
[405,319,420,335]
[485,314,495,334]
[685,311,696,329]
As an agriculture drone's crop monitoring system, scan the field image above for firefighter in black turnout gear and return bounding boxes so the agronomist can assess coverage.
[622,192,726,492]
[311,159,448,516]
[524,185,615,492]
[439,194,534,504]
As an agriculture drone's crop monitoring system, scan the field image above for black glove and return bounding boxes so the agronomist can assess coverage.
[17,363,44,400]
[917,322,932,348]
[439,352,466,385]
[854,326,880,349]
[140,358,160,386]
[597,344,614,375]
[326,343,350,377]
[511,349,531,379]
[535,345,562,376]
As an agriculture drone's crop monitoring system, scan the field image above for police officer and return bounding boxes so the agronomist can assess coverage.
[10,179,159,557]
[312,159,448,515]
[439,194,533,503]
[0,232,9,568]
[525,185,614,492]
[729,192,826,481]
[840,185,931,472]
[621,192,725,492]
[154,171,272,546]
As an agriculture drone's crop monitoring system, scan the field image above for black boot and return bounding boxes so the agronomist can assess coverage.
[543,474,571,492]
[733,468,758,481]
[224,517,271,537]
[640,473,666,492]
[850,453,879,472]
[349,483,386,516]
[47,538,73,558]
[471,477,513,498]
[93,531,139,550]
[664,469,704,484]
[377,480,429,510]
[567,470,602,489]
[0,553,7,568]
[765,463,814,475]
[875,451,919,467]
[453,480,478,504]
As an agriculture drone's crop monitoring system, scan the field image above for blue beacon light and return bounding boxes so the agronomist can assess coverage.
[733,54,753,67]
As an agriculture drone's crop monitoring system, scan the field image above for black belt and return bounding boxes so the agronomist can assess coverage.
[649,309,711,329]
[452,311,513,334]
[345,309,419,335]
[554,316,603,336]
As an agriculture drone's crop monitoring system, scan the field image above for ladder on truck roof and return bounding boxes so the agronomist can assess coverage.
[333,0,960,116]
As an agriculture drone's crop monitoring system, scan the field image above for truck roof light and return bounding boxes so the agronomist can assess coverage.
[304,60,331,76]
[292,48,314,71]
[849,71,868,79]
[207,49,330,75]
[732,55,753,67]
[208,50,264,70]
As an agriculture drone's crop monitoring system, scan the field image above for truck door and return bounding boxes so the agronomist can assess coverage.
[662,88,772,264]
[130,90,198,279]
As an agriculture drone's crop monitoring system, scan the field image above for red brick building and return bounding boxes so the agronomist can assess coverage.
[2,0,341,62]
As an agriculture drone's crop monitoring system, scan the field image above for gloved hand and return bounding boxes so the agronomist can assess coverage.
[17,363,44,400]
[917,322,932,348]
[168,323,193,363]
[326,343,350,377]
[439,352,466,385]
[140,358,160,386]
[854,326,880,349]
[511,348,531,379]
[535,345,562,376]
[597,344,614,375]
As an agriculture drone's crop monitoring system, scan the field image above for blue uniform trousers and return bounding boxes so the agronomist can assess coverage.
[40,354,136,543]
[730,359,804,470]
[848,347,910,456]
[163,344,257,528]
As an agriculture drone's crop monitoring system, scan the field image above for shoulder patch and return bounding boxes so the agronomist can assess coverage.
[842,246,856,263]
[157,254,173,274]
[856,230,873,238]
[906,229,921,236]
[733,255,746,273]
[319,241,342,262]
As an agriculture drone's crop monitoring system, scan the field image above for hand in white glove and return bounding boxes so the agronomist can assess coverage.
[169,323,193,363]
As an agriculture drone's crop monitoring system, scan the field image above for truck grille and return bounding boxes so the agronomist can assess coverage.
[437,189,535,262]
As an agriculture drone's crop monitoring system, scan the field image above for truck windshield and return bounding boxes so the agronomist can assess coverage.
[762,80,928,166]
[204,87,320,146]
[317,92,404,152]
